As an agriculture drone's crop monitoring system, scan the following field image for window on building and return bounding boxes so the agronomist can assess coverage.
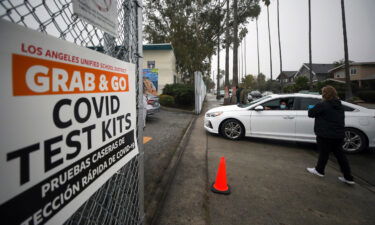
[350,68,357,75]
[147,61,155,69]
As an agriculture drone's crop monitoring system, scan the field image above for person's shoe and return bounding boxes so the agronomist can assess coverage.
[306,168,324,177]
[338,177,355,185]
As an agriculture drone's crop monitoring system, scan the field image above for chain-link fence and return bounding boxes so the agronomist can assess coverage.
[0,0,144,224]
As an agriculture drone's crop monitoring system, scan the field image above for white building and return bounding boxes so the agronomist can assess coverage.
[143,43,180,94]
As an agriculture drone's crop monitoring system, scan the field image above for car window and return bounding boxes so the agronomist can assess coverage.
[296,98,321,110]
[261,98,295,110]
[239,95,271,108]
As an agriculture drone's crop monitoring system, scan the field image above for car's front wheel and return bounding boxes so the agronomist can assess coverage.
[342,128,367,153]
[220,119,244,140]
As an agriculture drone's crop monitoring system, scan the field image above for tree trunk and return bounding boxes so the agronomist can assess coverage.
[225,0,230,87]
[267,5,273,80]
[256,17,260,75]
[217,33,221,99]
[244,37,247,77]
[308,0,313,90]
[277,0,283,92]
[233,0,239,86]
[341,0,353,99]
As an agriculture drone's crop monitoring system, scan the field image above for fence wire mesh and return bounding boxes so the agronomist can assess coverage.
[0,0,144,224]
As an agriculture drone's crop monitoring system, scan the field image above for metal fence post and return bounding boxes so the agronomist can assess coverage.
[135,0,145,224]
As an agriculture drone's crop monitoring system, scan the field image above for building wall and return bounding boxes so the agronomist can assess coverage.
[361,65,375,78]
[143,49,177,94]
[332,65,375,81]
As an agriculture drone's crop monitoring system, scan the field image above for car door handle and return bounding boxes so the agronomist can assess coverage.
[283,116,289,119]
[288,116,295,119]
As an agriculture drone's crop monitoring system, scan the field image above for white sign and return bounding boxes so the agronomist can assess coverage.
[73,0,118,36]
[0,20,138,225]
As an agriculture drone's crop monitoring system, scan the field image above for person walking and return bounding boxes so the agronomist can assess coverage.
[306,85,355,185]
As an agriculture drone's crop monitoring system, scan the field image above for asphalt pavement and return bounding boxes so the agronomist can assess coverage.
[143,108,194,222]
[155,94,375,225]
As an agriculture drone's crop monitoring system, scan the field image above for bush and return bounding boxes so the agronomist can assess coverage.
[283,85,295,93]
[357,90,375,103]
[159,95,175,106]
[162,83,194,106]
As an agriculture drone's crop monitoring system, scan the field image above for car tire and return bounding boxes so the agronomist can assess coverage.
[342,128,367,154]
[220,119,244,140]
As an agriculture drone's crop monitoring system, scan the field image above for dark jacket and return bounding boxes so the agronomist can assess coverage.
[236,87,243,103]
[308,99,345,139]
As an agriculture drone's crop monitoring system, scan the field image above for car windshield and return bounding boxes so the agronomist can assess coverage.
[238,95,272,108]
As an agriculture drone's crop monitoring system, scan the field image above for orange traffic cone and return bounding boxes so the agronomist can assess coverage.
[211,157,231,195]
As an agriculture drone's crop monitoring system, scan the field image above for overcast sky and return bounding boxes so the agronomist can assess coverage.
[211,0,375,83]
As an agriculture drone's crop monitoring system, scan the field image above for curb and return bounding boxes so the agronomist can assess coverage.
[146,115,197,225]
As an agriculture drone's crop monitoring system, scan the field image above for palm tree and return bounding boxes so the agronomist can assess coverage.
[232,0,239,86]
[256,17,260,75]
[225,0,230,88]
[264,0,273,80]
[341,0,353,99]
[308,0,313,90]
[277,0,283,91]
[217,2,221,99]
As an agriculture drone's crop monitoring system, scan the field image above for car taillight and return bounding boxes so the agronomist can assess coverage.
[147,99,155,105]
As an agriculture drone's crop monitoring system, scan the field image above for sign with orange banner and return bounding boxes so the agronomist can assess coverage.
[0,20,138,225]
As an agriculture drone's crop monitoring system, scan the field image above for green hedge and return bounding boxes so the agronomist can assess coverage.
[159,95,175,106]
[357,90,375,103]
[162,83,194,106]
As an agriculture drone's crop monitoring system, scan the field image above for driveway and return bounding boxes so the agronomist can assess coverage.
[143,108,193,213]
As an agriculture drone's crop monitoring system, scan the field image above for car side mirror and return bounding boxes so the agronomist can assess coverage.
[254,105,264,111]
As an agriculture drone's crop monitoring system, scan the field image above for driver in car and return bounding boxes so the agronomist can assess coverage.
[279,100,287,110]
[265,100,287,110]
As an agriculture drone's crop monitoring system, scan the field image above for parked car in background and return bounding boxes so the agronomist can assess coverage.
[145,94,160,116]
[204,93,375,153]
[247,93,253,102]
[262,91,274,96]
[219,90,225,97]
[250,90,262,99]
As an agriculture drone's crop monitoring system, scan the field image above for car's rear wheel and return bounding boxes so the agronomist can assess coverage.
[220,119,244,140]
[342,128,367,153]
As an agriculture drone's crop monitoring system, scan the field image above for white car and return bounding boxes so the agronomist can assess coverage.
[204,94,375,153]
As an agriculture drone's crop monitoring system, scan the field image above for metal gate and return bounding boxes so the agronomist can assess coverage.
[0,1,144,224]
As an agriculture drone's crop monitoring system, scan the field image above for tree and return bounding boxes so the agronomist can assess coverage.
[217,1,222,99]
[265,80,281,93]
[308,0,313,90]
[263,0,273,80]
[277,0,283,91]
[256,16,260,75]
[233,0,239,86]
[223,0,260,99]
[333,58,354,67]
[341,0,353,99]
[295,76,309,91]
[256,73,267,91]
[144,1,224,83]
[224,0,230,88]
[242,74,257,89]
